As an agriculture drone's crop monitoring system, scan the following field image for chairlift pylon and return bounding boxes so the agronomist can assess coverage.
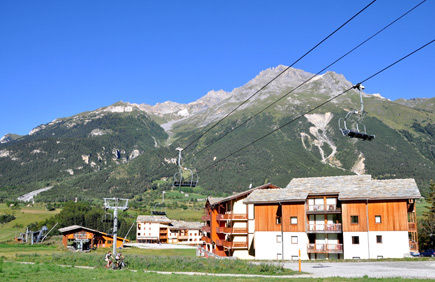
[173,147,198,189]
[338,83,375,141]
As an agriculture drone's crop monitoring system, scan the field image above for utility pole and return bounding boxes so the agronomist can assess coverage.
[103,198,129,257]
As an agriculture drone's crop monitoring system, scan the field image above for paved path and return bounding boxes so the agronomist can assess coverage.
[280,260,435,279]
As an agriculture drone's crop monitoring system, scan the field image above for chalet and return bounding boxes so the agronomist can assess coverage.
[136,215,203,245]
[201,175,420,260]
[58,225,128,251]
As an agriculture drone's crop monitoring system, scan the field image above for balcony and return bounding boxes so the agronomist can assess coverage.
[216,213,248,221]
[201,226,211,233]
[308,243,343,254]
[216,227,248,234]
[408,222,417,232]
[307,204,341,214]
[306,223,342,233]
[201,236,212,244]
[202,214,211,221]
[222,240,248,249]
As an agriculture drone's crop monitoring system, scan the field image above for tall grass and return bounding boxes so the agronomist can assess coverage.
[15,253,294,275]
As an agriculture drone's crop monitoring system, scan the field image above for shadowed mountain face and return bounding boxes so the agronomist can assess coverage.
[0,66,433,200]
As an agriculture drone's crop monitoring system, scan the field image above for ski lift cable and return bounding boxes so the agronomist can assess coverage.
[197,39,435,173]
[194,0,427,156]
[181,0,377,152]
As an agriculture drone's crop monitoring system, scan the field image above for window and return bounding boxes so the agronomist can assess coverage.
[138,224,141,229]
[291,236,298,244]
[291,255,298,260]
[375,215,382,224]
[276,216,281,224]
[351,216,359,224]
[352,236,359,244]
[376,235,382,244]
[290,217,298,225]
[377,255,383,259]
[137,232,140,236]
[276,235,282,243]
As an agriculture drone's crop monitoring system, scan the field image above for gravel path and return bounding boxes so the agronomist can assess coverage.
[280,260,435,279]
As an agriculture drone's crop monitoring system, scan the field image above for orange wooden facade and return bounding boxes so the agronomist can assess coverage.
[342,200,409,232]
[254,203,305,232]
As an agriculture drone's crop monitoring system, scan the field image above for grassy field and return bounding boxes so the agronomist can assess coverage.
[0,203,60,243]
[0,261,432,281]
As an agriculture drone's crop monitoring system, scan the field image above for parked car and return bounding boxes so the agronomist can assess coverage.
[420,249,435,257]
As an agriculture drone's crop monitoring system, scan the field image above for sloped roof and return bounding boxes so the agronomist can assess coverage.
[207,183,279,206]
[58,225,128,241]
[58,225,101,234]
[136,215,172,223]
[245,175,420,203]
[170,220,203,230]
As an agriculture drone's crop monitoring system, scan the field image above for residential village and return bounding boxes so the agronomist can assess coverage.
[55,174,421,262]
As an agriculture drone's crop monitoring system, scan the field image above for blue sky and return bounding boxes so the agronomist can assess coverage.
[0,0,434,137]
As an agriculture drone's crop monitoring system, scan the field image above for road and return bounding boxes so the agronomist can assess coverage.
[280,260,435,279]
[17,186,53,202]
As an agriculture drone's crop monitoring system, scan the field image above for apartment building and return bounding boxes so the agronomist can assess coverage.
[168,221,203,245]
[201,175,420,260]
[136,215,172,243]
[136,215,203,245]
[201,183,279,259]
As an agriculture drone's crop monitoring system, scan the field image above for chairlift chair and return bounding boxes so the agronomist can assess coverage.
[173,147,199,188]
[151,203,166,216]
[338,83,375,141]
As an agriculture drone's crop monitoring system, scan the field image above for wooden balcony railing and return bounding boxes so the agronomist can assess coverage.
[307,243,343,253]
[201,226,211,233]
[216,213,248,221]
[222,241,248,249]
[201,214,211,221]
[201,236,212,244]
[307,204,341,213]
[307,223,342,232]
[408,222,417,232]
[216,227,248,234]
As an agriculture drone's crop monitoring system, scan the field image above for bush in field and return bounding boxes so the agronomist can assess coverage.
[0,214,15,224]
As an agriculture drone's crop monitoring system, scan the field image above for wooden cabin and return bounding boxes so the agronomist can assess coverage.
[58,225,128,251]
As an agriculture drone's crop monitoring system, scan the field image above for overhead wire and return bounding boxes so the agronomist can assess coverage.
[194,0,427,156]
[181,0,377,152]
[196,39,435,174]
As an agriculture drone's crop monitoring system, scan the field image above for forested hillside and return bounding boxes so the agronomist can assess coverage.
[0,66,433,201]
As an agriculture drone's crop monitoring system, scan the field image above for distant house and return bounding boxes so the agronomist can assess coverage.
[58,225,128,251]
[136,215,172,243]
[200,175,420,260]
[136,215,203,245]
[168,221,203,245]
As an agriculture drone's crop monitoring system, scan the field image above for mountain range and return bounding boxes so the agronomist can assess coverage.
[0,65,433,201]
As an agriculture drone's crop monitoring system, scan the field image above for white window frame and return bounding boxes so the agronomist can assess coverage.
[291,236,298,244]
[290,217,298,225]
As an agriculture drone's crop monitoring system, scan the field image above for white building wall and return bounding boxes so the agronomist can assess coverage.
[344,231,409,259]
[137,222,160,240]
[233,198,246,214]
[343,232,369,259]
[233,250,253,259]
[368,231,409,259]
[254,232,309,260]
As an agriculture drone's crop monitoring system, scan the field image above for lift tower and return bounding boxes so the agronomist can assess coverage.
[103,198,129,256]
